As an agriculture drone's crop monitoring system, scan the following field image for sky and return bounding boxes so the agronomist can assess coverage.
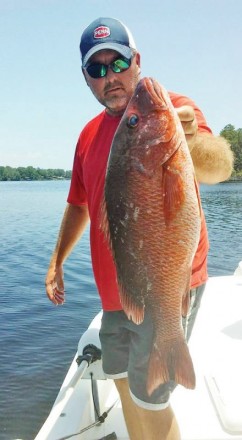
[0,0,241,170]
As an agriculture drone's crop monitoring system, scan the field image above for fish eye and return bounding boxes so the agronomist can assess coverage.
[127,114,139,128]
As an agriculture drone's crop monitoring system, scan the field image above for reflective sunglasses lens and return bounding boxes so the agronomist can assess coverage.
[86,57,132,78]
[112,58,131,73]
[86,64,107,78]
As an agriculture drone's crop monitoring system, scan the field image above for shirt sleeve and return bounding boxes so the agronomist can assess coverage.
[169,91,213,135]
[67,135,88,206]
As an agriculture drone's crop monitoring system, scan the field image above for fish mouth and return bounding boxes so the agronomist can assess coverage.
[142,77,168,109]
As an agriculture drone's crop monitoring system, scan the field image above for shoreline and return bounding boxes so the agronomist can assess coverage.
[1,178,241,183]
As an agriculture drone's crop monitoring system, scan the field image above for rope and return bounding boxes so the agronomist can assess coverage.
[54,397,119,440]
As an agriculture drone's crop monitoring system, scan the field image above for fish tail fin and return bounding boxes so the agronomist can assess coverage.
[147,334,196,395]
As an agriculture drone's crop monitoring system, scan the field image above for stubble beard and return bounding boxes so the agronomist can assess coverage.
[96,73,140,116]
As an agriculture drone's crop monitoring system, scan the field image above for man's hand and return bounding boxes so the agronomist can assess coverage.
[45,263,65,305]
[176,105,198,151]
[44,203,89,306]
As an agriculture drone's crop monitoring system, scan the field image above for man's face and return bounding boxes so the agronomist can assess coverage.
[83,49,141,116]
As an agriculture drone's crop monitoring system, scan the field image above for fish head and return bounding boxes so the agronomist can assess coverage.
[111,77,183,172]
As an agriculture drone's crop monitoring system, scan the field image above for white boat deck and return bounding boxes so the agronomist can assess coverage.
[172,275,242,440]
[34,274,242,440]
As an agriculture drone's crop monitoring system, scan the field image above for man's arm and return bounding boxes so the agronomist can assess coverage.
[45,203,89,305]
[177,105,234,184]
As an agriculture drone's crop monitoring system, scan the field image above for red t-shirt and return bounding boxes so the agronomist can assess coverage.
[67,92,212,310]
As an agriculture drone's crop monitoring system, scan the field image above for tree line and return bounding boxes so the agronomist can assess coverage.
[0,124,241,181]
[0,166,72,181]
[220,124,242,180]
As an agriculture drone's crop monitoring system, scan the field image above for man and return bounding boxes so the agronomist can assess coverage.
[45,17,233,440]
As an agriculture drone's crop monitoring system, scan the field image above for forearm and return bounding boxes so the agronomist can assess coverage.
[50,203,89,268]
[190,133,234,184]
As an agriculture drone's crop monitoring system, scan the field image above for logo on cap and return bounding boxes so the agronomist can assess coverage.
[94,26,110,39]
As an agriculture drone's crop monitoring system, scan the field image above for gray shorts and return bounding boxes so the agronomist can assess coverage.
[99,284,205,410]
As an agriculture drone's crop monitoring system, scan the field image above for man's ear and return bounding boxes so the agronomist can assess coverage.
[136,52,141,69]
[135,52,141,75]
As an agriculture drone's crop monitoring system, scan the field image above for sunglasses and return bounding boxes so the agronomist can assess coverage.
[85,56,133,79]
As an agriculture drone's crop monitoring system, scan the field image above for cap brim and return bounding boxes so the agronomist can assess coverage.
[82,43,133,67]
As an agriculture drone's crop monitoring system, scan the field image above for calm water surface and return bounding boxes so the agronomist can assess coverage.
[0,180,241,440]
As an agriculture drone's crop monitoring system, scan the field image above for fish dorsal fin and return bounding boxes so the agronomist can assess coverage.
[194,176,202,218]
[163,165,185,226]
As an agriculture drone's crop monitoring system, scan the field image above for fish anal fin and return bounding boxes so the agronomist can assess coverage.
[163,166,185,225]
[119,284,145,325]
[182,272,192,317]
[147,335,196,396]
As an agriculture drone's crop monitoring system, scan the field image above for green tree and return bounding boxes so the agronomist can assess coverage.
[25,166,38,180]
[0,166,71,181]
[220,124,242,174]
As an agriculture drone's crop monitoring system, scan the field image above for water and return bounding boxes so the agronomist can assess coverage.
[0,180,241,440]
[200,182,242,275]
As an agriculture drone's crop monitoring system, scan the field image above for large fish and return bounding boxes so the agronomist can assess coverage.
[101,77,201,395]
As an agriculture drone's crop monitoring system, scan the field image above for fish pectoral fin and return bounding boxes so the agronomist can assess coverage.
[99,195,112,246]
[119,284,145,325]
[163,166,185,225]
[147,335,196,395]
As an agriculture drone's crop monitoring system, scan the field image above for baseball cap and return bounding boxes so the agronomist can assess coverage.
[80,17,137,67]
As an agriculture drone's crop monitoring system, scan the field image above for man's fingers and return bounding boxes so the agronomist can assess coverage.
[45,279,65,305]
[181,119,197,134]
[176,105,195,122]
[176,105,198,151]
[45,264,65,305]
[45,280,54,297]
[52,286,65,305]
